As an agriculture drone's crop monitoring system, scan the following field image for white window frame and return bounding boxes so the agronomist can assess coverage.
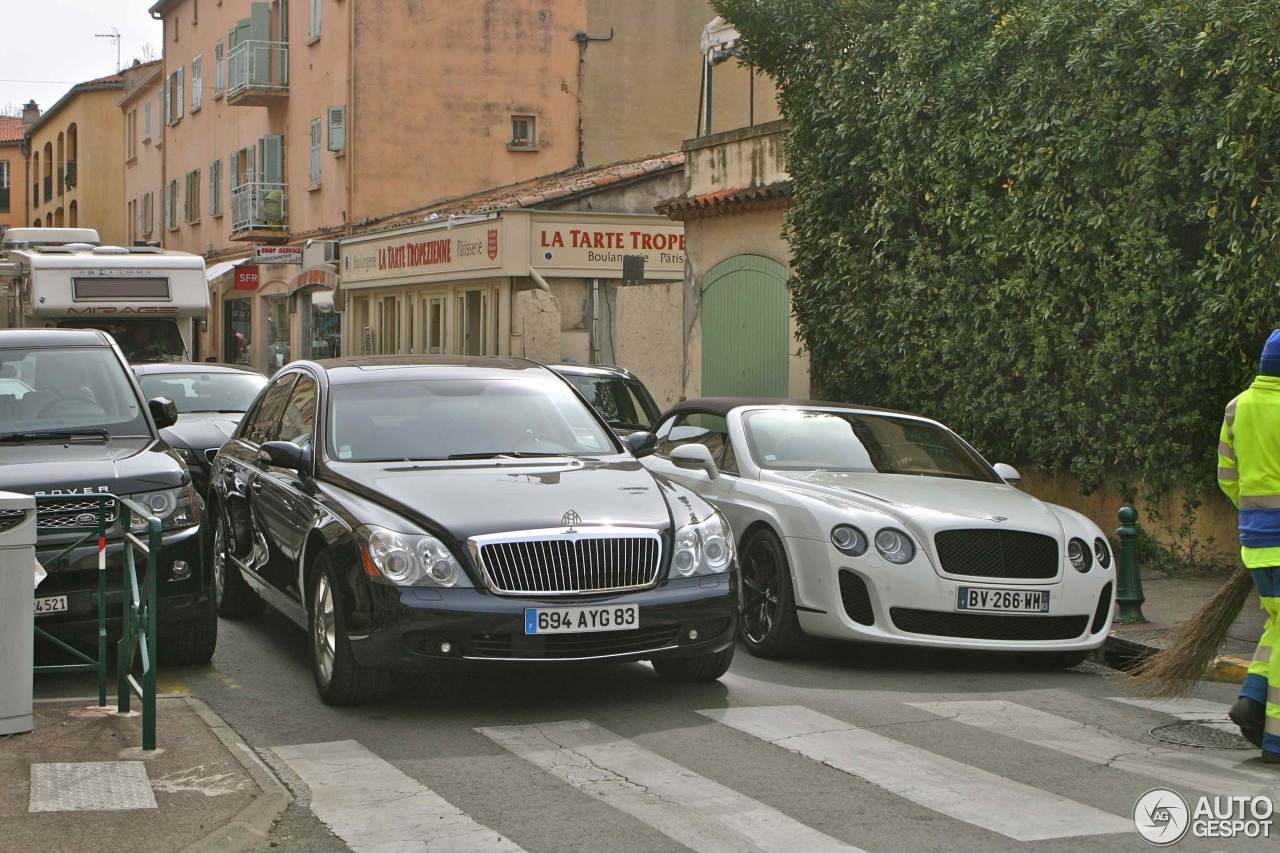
[1,160,9,190]
[327,105,346,152]
[310,118,322,186]
[210,159,223,216]
[510,115,535,149]
[184,169,201,224]
[191,55,203,111]
[309,0,321,39]
[214,40,224,96]
[166,179,179,230]
[176,67,185,120]
[143,99,152,142]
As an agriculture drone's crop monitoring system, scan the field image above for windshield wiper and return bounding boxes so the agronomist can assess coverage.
[0,428,110,443]
[446,451,568,460]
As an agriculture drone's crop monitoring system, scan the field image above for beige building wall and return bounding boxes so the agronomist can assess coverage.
[120,62,164,247]
[27,80,127,244]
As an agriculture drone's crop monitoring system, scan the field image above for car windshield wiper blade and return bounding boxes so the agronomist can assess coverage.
[0,428,110,443]
[446,451,567,460]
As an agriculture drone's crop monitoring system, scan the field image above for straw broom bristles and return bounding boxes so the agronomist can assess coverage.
[1129,567,1256,698]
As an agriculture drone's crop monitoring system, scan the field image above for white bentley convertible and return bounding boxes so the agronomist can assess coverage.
[633,399,1115,666]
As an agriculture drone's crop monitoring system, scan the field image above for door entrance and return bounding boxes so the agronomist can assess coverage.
[700,255,790,397]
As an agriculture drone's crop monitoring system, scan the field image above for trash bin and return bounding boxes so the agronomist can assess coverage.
[0,491,36,735]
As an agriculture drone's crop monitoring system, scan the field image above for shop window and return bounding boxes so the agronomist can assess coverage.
[225,298,252,366]
[264,294,291,375]
[300,288,340,360]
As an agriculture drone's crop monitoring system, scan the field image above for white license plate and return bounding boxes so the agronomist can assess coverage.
[525,604,639,634]
[956,587,1050,613]
[34,595,68,615]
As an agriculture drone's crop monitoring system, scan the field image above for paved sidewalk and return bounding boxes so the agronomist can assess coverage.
[0,695,289,853]
[1104,569,1270,682]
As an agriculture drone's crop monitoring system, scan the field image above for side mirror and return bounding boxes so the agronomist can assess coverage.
[670,443,720,480]
[259,440,312,472]
[148,396,178,429]
[623,431,655,456]
[993,462,1021,486]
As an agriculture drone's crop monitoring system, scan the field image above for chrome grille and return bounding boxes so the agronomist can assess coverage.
[472,528,663,596]
[36,498,118,530]
[0,507,27,533]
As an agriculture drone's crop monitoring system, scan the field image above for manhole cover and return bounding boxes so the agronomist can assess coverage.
[1149,721,1255,750]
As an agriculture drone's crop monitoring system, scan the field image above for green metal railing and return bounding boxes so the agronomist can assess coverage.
[32,494,161,750]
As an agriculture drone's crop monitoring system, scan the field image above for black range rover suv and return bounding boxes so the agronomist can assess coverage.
[0,329,214,664]
[209,356,739,704]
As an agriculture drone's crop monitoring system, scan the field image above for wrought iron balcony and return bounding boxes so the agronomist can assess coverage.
[230,180,288,241]
[226,41,289,107]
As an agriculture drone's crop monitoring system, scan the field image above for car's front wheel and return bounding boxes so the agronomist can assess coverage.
[739,528,806,658]
[159,606,217,665]
[1029,650,1091,669]
[213,506,256,619]
[310,551,390,705]
[652,644,735,682]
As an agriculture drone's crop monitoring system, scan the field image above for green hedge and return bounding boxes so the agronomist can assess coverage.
[715,0,1280,498]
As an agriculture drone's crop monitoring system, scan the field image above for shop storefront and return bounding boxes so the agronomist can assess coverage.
[339,211,686,395]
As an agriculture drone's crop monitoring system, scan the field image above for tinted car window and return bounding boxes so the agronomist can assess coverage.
[58,319,186,362]
[742,409,999,481]
[138,372,267,414]
[277,375,317,448]
[0,346,149,437]
[563,375,658,429]
[655,412,734,470]
[241,375,296,446]
[328,377,618,462]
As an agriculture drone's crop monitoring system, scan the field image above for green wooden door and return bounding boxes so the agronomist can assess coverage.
[701,255,790,397]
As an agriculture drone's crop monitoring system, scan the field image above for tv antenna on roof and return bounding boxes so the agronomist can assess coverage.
[96,27,122,72]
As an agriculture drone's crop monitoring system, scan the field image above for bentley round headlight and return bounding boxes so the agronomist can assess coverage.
[1068,537,1092,573]
[874,528,914,564]
[1093,537,1112,569]
[831,525,868,556]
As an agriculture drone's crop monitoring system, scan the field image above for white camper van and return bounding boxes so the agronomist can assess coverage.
[0,244,208,362]
[0,227,102,250]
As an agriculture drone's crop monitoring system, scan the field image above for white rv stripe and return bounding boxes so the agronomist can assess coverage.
[478,720,864,853]
[699,705,1131,842]
[1106,696,1237,733]
[912,700,1279,796]
[272,740,526,853]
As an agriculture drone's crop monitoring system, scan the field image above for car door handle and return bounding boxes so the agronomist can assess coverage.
[251,479,263,494]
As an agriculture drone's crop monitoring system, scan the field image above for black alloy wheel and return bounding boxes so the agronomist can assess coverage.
[739,529,805,658]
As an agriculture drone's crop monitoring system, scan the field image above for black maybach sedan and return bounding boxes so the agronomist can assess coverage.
[209,356,739,704]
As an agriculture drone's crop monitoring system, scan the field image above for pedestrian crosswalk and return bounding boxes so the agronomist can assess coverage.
[272,695,1268,853]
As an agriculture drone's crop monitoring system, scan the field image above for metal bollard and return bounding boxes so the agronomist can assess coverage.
[1114,506,1148,624]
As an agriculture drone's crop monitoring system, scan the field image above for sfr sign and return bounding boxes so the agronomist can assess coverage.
[234,266,260,290]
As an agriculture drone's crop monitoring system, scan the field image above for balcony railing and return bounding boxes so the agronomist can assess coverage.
[230,180,288,239]
[226,40,289,106]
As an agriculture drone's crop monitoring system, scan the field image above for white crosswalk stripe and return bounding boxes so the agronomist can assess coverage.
[699,705,1133,842]
[910,699,1280,797]
[272,740,527,853]
[478,720,865,853]
[1107,696,1239,733]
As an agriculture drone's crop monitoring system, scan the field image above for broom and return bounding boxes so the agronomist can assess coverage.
[1129,567,1256,698]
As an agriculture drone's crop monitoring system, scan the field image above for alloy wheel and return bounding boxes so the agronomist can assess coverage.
[741,537,780,644]
[312,573,336,685]
[212,516,227,608]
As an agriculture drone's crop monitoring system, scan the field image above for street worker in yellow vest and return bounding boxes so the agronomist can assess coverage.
[1219,329,1280,764]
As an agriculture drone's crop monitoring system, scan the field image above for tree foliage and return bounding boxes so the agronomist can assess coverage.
[715,0,1280,498]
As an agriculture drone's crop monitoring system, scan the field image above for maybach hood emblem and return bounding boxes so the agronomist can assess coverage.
[561,510,582,531]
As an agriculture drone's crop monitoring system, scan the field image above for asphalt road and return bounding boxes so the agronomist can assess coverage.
[34,611,1278,852]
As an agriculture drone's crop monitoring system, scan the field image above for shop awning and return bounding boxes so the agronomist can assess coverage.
[205,259,250,282]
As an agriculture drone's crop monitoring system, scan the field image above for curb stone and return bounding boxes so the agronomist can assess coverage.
[179,696,292,853]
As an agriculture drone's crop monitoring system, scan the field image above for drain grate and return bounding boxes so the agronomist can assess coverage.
[1149,721,1255,750]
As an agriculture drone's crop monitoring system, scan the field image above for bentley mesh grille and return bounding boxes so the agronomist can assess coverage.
[838,570,875,626]
[889,608,1089,641]
[474,530,663,595]
[1091,582,1114,635]
[933,529,1059,579]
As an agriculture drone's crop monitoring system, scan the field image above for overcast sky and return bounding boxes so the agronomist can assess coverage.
[0,0,162,116]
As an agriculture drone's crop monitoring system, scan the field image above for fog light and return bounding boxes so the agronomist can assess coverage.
[688,628,699,641]
[170,560,191,581]
[439,640,453,655]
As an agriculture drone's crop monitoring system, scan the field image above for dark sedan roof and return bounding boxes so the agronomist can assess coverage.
[0,328,113,348]
[313,355,554,384]
[662,396,909,420]
[131,362,263,376]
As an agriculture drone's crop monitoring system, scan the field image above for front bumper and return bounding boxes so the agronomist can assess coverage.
[32,525,212,640]
[348,572,738,671]
[786,537,1114,652]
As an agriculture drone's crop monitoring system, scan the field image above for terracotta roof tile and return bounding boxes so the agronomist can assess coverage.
[656,181,794,220]
[0,116,23,143]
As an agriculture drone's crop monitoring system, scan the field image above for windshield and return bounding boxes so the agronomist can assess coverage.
[328,377,620,462]
[562,374,659,430]
[57,319,186,363]
[139,371,267,414]
[742,408,1000,482]
[0,346,149,438]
